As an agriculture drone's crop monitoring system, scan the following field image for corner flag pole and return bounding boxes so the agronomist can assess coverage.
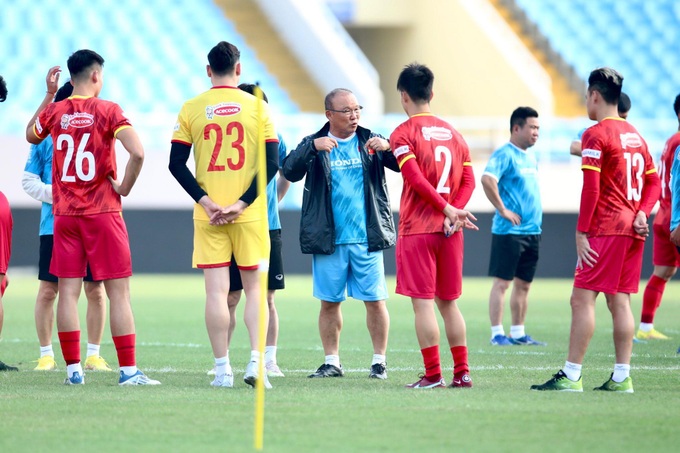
[253,83,269,451]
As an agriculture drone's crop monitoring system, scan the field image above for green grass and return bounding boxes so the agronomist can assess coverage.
[1,275,679,452]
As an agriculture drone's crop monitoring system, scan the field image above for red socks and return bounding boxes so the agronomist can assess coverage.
[641,275,666,324]
[58,330,81,365]
[451,345,469,376]
[421,345,441,380]
[113,333,137,367]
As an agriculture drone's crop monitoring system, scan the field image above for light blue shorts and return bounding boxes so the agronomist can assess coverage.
[312,243,388,303]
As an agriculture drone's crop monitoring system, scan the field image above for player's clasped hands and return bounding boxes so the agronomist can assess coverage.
[313,137,338,152]
[443,205,478,237]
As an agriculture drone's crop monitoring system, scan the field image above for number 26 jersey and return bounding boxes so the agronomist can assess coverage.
[581,117,657,238]
[34,95,131,216]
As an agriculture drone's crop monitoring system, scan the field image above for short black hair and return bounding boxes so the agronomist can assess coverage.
[587,67,623,105]
[0,75,7,102]
[208,41,240,76]
[510,106,539,132]
[238,83,268,103]
[67,49,105,81]
[618,92,631,115]
[324,88,353,110]
[54,80,74,103]
[674,94,680,117]
[396,62,434,104]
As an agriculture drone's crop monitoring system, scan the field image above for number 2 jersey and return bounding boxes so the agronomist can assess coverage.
[390,113,472,236]
[171,86,278,223]
[33,96,131,216]
[580,117,657,238]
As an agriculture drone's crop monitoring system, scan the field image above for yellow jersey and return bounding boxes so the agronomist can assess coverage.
[172,86,278,222]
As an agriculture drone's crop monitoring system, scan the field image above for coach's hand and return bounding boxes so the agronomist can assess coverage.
[313,137,338,153]
[499,208,521,226]
[575,231,598,269]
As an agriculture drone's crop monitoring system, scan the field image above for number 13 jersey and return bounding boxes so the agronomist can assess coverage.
[33,95,131,216]
[390,113,472,236]
[581,117,657,238]
[171,86,278,223]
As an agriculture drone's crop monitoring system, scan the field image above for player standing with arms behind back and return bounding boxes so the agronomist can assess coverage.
[390,63,477,389]
[26,51,159,386]
[169,41,280,389]
[531,67,659,393]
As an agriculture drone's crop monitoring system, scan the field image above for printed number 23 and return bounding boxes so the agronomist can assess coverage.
[624,151,644,201]
[204,122,245,171]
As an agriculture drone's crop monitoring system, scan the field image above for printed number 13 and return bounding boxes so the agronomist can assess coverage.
[204,122,245,171]
[624,152,644,201]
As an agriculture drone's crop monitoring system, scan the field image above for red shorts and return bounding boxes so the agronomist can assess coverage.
[0,191,12,275]
[396,232,463,300]
[652,222,680,267]
[573,235,644,294]
[52,212,132,280]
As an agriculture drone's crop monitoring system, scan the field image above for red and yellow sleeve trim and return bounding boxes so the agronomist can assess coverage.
[171,139,192,146]
[581,165,601,172]
[397,154,415,168]
[645,168,657,175]
[463,161,472,166]
[265,138,279,143]
[113,125,132,137]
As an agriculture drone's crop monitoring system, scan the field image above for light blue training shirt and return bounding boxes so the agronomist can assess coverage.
[483,141,542,235]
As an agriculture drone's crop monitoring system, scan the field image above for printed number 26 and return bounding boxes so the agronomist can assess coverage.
[57,133,95,182]
[204,122,245,171]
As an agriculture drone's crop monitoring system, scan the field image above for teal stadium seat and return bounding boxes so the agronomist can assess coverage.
[0,0,298,127]
[515,0,680,121]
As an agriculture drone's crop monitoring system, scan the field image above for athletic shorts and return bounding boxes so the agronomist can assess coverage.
[573,235,644,294]
[193,219,269,270]
[39,235,95,283]
[52,212,132,281]
[230,229,284,291]
[488,234,540,282]
[396,232,463,300]
[0,191,12,275]
[312,243,388,303]
[652,222,680,267]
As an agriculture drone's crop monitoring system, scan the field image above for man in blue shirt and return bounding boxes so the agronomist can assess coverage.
[283,88,398,380]
[481,107,546,346]
[22,80,111,372]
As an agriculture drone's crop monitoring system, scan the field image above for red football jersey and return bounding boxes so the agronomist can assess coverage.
[34,96,132,216]
[390,113,472,235]
[652,132,680,229]
[580,118,656,237]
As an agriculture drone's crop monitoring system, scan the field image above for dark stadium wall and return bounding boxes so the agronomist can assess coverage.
[9,209,655,279]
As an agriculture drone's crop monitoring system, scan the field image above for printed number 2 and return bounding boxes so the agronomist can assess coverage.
[204,122,245,172]
[624,152,644,201]
[435,146,452,194]
[57,133,95,182]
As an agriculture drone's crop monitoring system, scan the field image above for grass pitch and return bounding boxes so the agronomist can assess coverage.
[0,275,679,452]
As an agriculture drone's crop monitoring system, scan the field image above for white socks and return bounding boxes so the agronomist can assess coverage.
[510,325,525,339]
[491,325,505,338]
[86,343,100,358]
[265,346,277,364]
[562,361,582,381]
[325,355,341,368]
[372,354,386,365]
[215,356,231,376]
[40,344,54,358]
[612,364,630,383]
[67,363,83,378]
[639,322,653,332]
